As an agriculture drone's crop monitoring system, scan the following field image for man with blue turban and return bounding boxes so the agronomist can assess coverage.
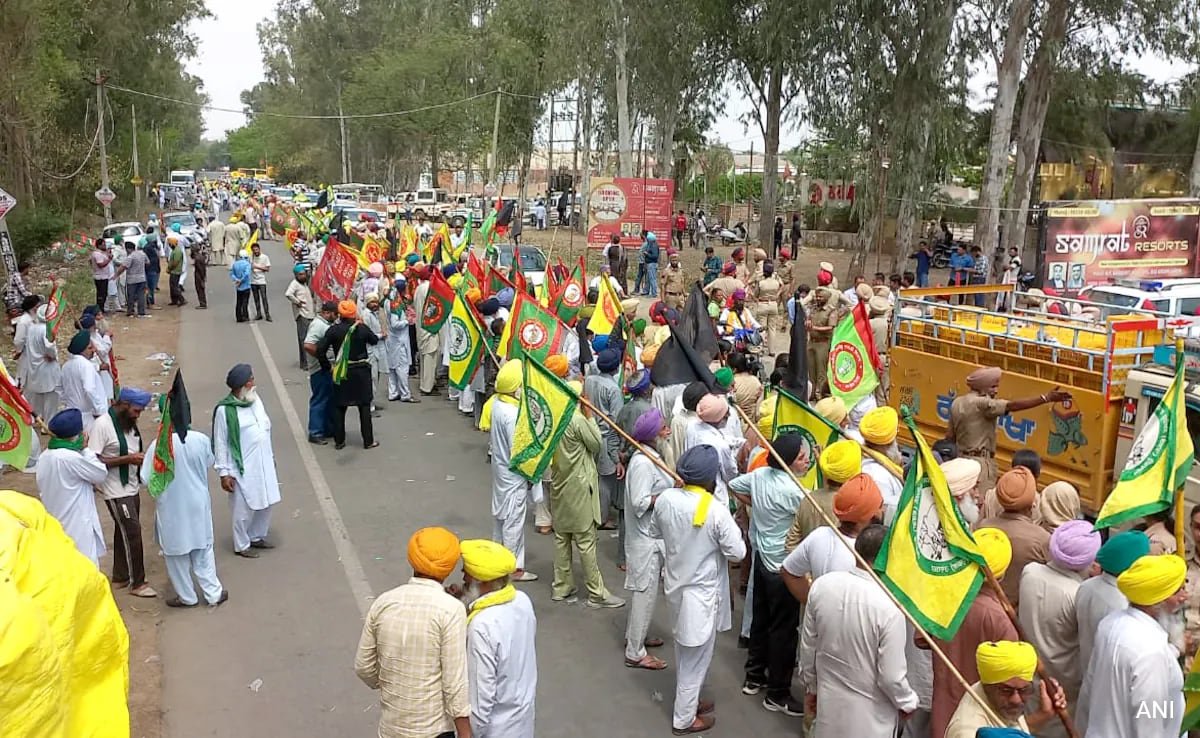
[88,386,156,597]
[653,445,746,734]
[584,347,624,537]
[35,408,108,566]
[60,329,108,431]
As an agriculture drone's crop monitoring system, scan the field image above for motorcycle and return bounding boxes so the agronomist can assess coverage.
[931,240,954,269]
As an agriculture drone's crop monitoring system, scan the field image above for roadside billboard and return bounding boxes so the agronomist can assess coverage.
[1040,198,1200,293]
[586,177,675,248]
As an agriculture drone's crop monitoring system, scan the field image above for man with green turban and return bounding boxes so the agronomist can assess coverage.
[1074,529,1150,668]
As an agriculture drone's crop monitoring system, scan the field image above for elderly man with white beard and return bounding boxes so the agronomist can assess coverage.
[940,457,983,527]
[856,406,904,524]
[213,363,281,558]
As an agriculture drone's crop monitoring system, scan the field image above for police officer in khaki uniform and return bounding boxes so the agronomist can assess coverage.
[806,287,839,397]
[659,249,687,309]
[867,295,891,403]
[747,247,768,293]
[732,247,752,285]
[776,249,796,306]
[752,261,783,348]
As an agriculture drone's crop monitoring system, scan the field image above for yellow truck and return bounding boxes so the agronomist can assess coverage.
[886,284,1195,514]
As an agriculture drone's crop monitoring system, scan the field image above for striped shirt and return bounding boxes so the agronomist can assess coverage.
[355,577,470,738]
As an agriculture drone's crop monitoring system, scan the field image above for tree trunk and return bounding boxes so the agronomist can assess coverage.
[337,89,350,183]
[975,0,1036,276]
[654,109,678,180]
[609,0,633,177]
[756,59,783,248]
[1002,0,1071,260]
[889,118,933,273]
[430,142,440,190]
[1190,119,1200,197]
[579,80,594,231]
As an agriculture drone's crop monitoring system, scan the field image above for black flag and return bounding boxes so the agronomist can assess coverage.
[167,369,192,442]
[315,188,329,210]
[651,283,719,390]
[784,299,809,396]
[496,199,516,227]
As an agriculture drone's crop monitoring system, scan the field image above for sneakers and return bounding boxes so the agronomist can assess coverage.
[551,589,578,604]
[585,594,626,609]
[741,679,765,696]
[762,695,804,717]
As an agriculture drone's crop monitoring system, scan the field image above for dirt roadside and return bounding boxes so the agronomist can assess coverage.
[2,289,182,738]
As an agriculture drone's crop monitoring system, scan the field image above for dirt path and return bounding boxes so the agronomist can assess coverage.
[2,296,182,738]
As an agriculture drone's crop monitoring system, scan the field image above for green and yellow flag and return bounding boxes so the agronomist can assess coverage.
[1095,345,1195,529]
[772,388,840,491]
[448,294,486,390]
[331,335,351,385]
[827,300,881,409]
[509,358,578,482]
[874,409,986,640]
[1183,655,1200,733]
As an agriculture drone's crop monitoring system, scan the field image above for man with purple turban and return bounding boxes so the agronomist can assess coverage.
[716,287,761,341]
[946,365,1071,496]
[1017,519,1100,712]
[622,407,674,670]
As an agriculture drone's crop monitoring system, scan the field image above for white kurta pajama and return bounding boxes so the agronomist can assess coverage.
[60,354,109,430]
[213,398,281,552]
[1074,573,1127,671]
[468,591,538,738]
[89,330,115,401]
[1078,607,1183,738]
[490,399,541,569]
[13,312,33,387]
[800,568,920,738]
[23,323,61,421]
[385,310,413,401]
[681,420,739,505]
[34,447,109,565]
[623,446,674,662]
[650,486,746,730]
[142,430,223,605]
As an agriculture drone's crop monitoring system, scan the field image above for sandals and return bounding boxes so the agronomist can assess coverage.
[624,655,668,670]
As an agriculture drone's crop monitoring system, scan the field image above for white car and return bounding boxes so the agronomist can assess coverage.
[494,244,547,289]
[161,211,204,241]
[102,222,144,249]
[1078,279,1200,318]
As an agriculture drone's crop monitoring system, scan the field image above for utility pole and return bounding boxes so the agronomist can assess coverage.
[488,88,502,189]
[95,69,113,223]
[547,97,555,197]
[131,104,141,215]
[337,87,350,183]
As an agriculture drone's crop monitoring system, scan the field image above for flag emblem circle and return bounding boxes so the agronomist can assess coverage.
[519,319,549,350]
[561,283,583,307]
[1125,406,1168,476]
[0,407,21,452]
[423,300,445,325]
[829,343,865,392]
[43,301,61,324]
[528,389,552,444]
[776,424,819,469]
[912,484,970,574]
[449,316,470,361]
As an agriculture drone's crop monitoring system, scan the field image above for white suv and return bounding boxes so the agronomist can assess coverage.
[1078,279,1200,318]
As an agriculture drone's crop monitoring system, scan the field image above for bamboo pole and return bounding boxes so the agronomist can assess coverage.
[1175,337,1187,558]
[728,403,1006,727]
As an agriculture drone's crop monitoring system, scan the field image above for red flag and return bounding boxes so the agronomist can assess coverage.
[0,369,34,425]
[421,269,456,333]
[550,256,587,325]
[486,262,517,297]
[466,252,487,295]
[504,292,570,363]
[311,239,359,304]
[509,245,528,296]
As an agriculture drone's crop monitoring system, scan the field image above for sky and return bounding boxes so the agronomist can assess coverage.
[188,2,1195,154]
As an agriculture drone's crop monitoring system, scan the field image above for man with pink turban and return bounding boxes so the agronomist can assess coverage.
[1017,519,1100,706]
[977,467,1050,606]
[947,365,1071,496]
[683,394,741,505]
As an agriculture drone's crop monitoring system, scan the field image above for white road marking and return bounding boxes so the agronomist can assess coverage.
[249,321,375,616]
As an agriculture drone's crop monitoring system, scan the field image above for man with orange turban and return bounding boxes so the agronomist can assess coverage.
[1079,554,1188,736]
[947,365,1070,495]
[976,466,1049,606]
[355,527,470,738]
[315,300,381,450]
[783,472,883,601]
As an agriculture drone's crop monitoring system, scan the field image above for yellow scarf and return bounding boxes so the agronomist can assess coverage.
[864,447,904,478]
[479,393,519,432]
[683,484,714,527]
[467,583,517,624]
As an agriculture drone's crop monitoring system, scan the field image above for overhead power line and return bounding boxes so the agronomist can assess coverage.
[105,84,503,121]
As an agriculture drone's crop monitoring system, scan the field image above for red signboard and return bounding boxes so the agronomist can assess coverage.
[586,177,675,248]
[311,239,359,303]
[1040,198,1200,293]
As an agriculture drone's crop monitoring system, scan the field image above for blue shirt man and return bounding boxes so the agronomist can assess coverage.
[948,248,973,287]
[230,256,252,291]
[912,243,932,287]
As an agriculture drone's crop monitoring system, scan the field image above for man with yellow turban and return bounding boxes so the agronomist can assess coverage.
[924,527,1019,738]
[976,467,1049,607]
[944,641,1065,738]
[1078,554,1187,737]
[857,406,904,524]
[458,540,537,738]
[784,439,861,551]
[947,365,1070,496]
[487,359,541,582]
[800,525,919,737]
[355,527,470,738]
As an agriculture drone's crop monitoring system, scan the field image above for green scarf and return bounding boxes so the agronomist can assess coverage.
[48,436,86,452]
[108,407,141,485]
[213,394,254,475]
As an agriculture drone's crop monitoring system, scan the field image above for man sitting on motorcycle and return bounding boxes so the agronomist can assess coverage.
[717,288,761,345]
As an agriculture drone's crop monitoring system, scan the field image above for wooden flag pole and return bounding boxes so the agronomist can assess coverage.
[729,403,1007,728]
[575,393,683,487]
[1175,337,1188,558]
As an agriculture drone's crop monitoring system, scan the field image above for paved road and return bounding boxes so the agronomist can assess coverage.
[161,233,799,737]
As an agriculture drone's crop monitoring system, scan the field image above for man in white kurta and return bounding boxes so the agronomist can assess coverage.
[488,359,539,580]
[12,295,39,388]
[413,272,442,395]
[23,304,61,422]
[800,524,919,737]
[1077,554,1187,738]
[1075,530,1149,670]
[650,445,746,734]
[59,331,108,431]
[142,427,226,607]
[682,395,741,505]
[385,279,414,402]
[213,363,281,557]
[35,408,108,565]
[623,411,674,669]
[460,539,537,738]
